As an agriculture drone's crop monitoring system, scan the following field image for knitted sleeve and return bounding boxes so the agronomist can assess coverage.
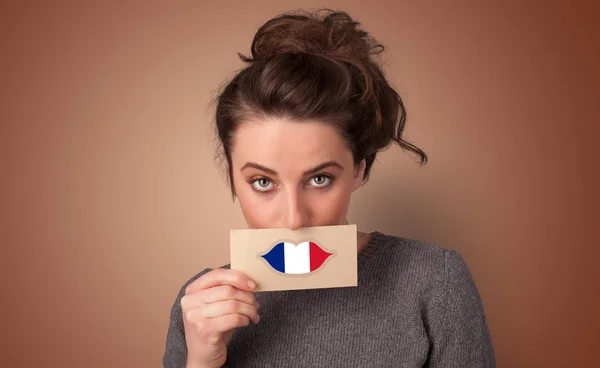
[163,268,213,368]
[426,250,496,367]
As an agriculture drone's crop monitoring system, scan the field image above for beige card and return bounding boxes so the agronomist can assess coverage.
[230,224,357,292]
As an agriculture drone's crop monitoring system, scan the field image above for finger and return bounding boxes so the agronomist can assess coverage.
[202,285,257,306]
[202,300,260,324]
[211,314,252,333]
[183,310,251,336]
[180,286,257,311]
[186,269,256,294]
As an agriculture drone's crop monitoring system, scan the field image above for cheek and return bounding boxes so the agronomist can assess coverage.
[238,197,275,228]
[234,181,277,228]
[314,191,351,222]
[307,183,353,225]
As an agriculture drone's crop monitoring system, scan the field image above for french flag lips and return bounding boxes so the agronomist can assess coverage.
[260,241,333,274]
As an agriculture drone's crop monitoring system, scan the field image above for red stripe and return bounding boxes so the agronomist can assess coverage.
[309,241,332,271]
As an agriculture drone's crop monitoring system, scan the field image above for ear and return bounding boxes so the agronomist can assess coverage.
[352,159,366,191]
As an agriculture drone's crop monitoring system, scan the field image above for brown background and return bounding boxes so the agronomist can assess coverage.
[1,1,598,367]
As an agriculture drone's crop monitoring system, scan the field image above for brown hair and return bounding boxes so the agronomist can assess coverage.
[214,9,428,196]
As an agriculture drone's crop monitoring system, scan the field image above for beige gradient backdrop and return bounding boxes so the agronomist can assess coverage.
[1,1,598,367]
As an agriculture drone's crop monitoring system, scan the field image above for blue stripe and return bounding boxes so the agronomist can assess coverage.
[261,242,285,273]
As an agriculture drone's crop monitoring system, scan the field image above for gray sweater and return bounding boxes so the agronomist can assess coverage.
[163,232,496,367]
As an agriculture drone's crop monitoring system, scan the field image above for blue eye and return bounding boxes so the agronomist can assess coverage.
[251,178,273,192]
[310,175,332,187]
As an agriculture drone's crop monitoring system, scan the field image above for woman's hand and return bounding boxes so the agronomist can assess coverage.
[181,269,260,368]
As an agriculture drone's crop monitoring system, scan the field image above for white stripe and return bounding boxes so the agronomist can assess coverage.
[284,242,310,274]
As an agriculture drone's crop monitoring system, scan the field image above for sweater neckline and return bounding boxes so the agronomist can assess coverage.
[357,231,388,268]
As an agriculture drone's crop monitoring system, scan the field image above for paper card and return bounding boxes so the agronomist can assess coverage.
[230,224,357,292]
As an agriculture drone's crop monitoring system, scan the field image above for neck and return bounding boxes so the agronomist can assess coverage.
[340,218,372,253]
[357,231,372,253]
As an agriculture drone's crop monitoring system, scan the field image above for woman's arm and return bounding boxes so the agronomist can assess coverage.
[163,269,212,368]
[163,280,190,368]
[426,250,496,367]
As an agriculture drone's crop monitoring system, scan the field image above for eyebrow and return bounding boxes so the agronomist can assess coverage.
[240,160,344,176]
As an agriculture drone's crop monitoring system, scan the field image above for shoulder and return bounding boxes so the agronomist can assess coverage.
[365,233,496,363]
[370,231,463,274]
[369,232,476,295]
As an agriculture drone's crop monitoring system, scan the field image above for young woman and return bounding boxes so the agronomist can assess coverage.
[163,9,495,368]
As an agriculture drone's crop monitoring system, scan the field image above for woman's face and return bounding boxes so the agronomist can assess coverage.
[230,118,366,230]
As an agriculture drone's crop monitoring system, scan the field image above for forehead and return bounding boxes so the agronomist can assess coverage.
[231,118,352,169]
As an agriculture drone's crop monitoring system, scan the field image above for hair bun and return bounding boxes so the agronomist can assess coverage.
[239,10,383,63]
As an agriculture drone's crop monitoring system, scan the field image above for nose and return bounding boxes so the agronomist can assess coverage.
[281,189,308,230]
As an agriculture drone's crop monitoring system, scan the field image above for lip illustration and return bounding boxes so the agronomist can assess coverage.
[261,241,333,274]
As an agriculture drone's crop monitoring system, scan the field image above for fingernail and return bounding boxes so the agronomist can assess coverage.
[247,280,256,290]
[256,301,260,309]
[256,314,260,323]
